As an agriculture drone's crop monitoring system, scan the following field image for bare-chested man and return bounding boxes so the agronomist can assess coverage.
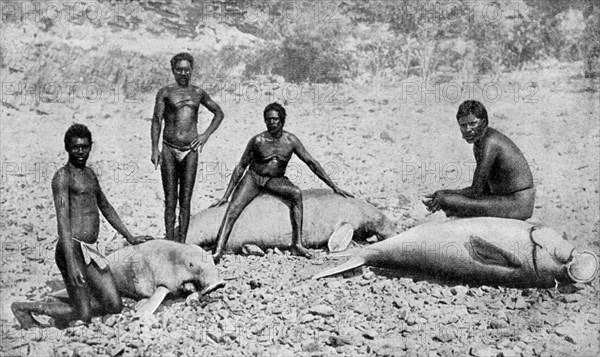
[424,100,535,220]
[11,124,152,329]
[151,52,224,242]
[211,103,353,263]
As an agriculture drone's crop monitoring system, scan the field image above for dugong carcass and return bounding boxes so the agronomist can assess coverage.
[313,217,598,287]
[186,189,396,253]
[54,240,225,315]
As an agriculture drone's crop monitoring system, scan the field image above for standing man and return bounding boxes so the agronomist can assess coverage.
[11,124,152,329]
[424,100,535,219]
[151,52,224,242]
[211,103,352,263]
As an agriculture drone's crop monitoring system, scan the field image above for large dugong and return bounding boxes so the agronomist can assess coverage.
[313,217,598,287]
[186,189,396,253]
[54,240,225,315]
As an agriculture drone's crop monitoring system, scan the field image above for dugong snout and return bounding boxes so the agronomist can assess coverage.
[168,243,225,297]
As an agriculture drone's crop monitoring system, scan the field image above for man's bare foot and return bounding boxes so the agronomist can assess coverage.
[11,303,40,330]
[291,244,314,259]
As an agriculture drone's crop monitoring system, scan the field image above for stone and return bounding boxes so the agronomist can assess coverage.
[309,304,335,317]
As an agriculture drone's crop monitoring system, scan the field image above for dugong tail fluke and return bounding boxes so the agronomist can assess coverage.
[312,256,366,280]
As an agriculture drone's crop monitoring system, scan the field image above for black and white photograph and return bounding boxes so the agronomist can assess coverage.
[1,0,599,356]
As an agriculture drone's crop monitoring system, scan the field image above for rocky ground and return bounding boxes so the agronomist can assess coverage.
[1,62,599,356]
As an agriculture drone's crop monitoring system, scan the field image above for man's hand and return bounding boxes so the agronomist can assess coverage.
[127,235,154,245]
[192,133,209,153]
[333,187,354,198]
[209,197,228,208]
[68,263,86,287]
[151,149,161,170]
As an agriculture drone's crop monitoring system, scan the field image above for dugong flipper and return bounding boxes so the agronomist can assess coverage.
[186,189,396,253]
[52,240,224,315]
[313,217,598,288]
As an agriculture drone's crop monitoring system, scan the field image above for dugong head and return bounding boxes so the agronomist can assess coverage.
[165,243,225,296]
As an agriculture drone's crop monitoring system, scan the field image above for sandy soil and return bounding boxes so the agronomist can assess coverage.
[0,62,599,356]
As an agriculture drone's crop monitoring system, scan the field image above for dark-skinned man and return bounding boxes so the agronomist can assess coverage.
[424,100,535,220]
[151,52,224,242]
[211,103,353,263]
[11,124,152,329]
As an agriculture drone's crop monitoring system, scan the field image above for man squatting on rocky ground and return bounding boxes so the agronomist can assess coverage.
[211,103,353,263]
[424,100,535,219]
[151,52,224,243]
[12,124,152,329]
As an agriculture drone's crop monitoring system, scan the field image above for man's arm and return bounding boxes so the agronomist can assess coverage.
[424,141,496,211]
[52,170,85,286]
[151,88,166,169]
[95,174,150,244]
[292,135,353,198]
[211,139,253,207]
[194,91,225,151]
[467,140,496,195]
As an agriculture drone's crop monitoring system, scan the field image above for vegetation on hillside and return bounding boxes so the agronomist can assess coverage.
[0,0,597,102]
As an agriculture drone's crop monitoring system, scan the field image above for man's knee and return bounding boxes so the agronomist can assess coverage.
[508,204,533,220]
[290,187,302,204]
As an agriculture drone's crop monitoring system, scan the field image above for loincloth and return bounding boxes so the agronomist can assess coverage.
[248,170,288,188]
[162,137,197,162]
[72,238,110,271]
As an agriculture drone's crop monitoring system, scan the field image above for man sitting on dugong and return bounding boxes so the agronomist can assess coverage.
[424,100,535,220]
[11,124,152,329]
[211,102,353,262]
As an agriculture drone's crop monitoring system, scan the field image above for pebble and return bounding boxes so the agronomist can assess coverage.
[27,342,54,357]
[555,326,578,344]
[362,329,378,339]
[450,285,469,296]
[300,314,316,323]
[366,235,379,243]
[562,294,581,303]
[301,340,320,352]
[498,349,519,357]
[513,297,527,309]
[368,338,406,356]
[399,278,413,286]
[434,329,456,342]
[309,304,335,317]
[362,271,376,280]
[470,346,499,357]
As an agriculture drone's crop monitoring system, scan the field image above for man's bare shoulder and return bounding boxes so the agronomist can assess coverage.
[191,85,207,95]
[158,84,178,95]
[486,127,515,147]
[251,132,269,143]
[51,166,69,186]
[282,131,301,143]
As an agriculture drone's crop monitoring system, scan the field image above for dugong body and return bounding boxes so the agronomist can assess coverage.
[107,240,224,299]
[314,217,598,287]
[186,189,396,253]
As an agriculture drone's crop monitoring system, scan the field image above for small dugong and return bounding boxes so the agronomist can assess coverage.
[107,240,224,315]
[313,217,598,288]
[186,189,396,253]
